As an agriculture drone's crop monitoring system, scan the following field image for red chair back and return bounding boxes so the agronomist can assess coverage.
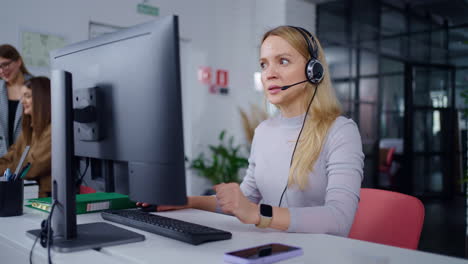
[385,147,395,166]
[348,188,425,250]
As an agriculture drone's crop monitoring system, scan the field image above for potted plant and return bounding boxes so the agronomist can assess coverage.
[189,130,249,192]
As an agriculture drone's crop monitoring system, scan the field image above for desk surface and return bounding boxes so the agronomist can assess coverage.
[1,206,467,264]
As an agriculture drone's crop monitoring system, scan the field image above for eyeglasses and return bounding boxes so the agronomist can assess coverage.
[0,60,14,71]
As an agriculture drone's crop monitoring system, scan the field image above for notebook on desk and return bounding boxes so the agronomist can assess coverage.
[25,192,136,214]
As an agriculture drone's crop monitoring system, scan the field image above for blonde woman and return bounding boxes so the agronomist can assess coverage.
[139,26,364,237]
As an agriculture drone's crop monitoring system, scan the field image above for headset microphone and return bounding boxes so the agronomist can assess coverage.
[281,80,308,90]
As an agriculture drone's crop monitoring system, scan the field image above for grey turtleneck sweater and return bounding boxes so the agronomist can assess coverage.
[239,114,364,236]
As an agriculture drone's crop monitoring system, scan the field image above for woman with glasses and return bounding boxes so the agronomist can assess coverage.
[0,44,32,156]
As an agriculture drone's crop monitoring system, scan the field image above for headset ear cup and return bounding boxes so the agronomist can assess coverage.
[313,62,324,83]
[305,59,324,84]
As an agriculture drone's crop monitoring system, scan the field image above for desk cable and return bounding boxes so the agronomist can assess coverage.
[76,157,90,192]
[29,200,57,264]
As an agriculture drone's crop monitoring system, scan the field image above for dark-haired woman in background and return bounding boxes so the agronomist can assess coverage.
[0,44,33,156]
[0,77,51,198]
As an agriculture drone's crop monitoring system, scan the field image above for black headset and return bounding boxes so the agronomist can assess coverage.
[291,26,324,84]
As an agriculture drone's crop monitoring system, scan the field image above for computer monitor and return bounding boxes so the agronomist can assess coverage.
[27,16,188,252]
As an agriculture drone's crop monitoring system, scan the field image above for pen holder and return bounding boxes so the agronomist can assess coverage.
[0,180,23,217]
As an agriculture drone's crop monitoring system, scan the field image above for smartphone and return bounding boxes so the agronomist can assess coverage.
[224,243,303,264]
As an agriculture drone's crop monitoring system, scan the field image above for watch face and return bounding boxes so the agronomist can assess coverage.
[260,204,273,217]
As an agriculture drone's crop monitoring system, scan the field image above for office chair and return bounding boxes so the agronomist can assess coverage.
[379,147,395,173]
[348,188,425,250]
[379,147,396,185]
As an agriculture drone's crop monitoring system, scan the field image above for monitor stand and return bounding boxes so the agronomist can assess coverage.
[25,70,144,252]
[27,222,144,253]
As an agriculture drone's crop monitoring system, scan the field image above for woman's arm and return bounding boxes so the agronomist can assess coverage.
[213,184,360,235]
[23,127,51,180]
[147,195,218,212]
[214,182,290,230]
[189,195,218,212]
[0,135,25,174]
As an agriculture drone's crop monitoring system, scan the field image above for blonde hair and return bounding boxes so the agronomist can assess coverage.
[261,26,342,190]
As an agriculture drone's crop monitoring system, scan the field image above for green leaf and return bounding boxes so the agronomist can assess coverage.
[219,130,226,141]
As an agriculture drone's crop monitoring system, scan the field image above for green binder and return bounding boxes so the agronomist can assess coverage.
[26,192,136,214]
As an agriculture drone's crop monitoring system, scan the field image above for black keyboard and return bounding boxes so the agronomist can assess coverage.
[101,209,232,245]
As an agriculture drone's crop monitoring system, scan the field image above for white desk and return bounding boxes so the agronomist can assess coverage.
[1,206,467,264]
[0,207,126,264]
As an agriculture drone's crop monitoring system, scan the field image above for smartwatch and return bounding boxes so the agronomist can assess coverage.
[255,204,273,228]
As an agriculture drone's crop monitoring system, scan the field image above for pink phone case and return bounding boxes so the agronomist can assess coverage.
[224,243,303,264]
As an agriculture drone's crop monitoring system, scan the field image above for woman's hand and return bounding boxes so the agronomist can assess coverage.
[214,183,260,225]
[136,198,191,212]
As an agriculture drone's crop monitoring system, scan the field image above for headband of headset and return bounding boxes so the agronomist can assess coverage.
[291,26,319,60]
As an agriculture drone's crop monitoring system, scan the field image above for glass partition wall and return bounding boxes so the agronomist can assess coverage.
[318,0,467,198]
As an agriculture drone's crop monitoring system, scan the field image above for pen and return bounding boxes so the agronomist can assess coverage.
[12,172,20,181]
[20,163,31,179]
[17,162,30,180]
[5,168,12,181]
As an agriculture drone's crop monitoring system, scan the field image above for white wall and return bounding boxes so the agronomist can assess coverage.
[1,0,316,195]
[286,0,316,33]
